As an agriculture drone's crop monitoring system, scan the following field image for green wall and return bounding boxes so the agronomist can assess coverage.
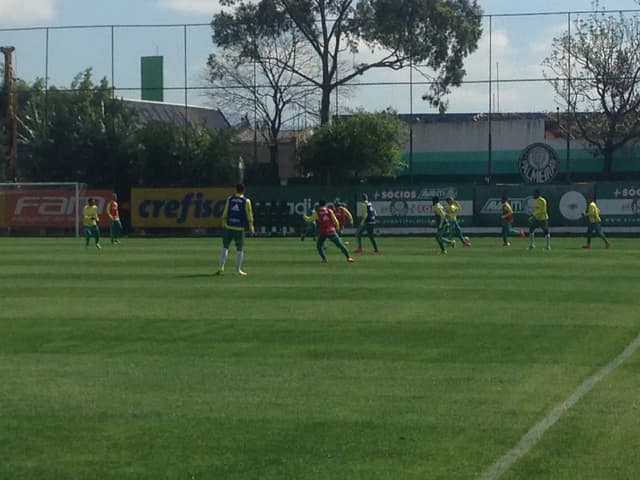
[401,148,640,175]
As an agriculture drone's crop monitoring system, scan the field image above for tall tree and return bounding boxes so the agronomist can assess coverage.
[18,69,140,186]
[216,0,483,124]
[543,8,640,177]
[133,121,238,187]
[209,1,319,172]
[299,109,407,183]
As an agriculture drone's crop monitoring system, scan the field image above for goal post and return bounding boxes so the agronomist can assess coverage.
[0,182,89,237]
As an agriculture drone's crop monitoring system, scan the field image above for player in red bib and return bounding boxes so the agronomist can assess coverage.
[303,200,354,263]
[106,193,123,244]
[500,195,525,247]
[330,200,353,239]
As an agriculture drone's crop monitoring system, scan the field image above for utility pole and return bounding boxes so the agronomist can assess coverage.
[1,46,17,182]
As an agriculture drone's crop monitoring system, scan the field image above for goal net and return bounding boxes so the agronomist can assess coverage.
[0,182,91,237]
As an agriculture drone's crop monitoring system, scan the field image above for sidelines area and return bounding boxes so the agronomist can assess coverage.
[477,331,640,480]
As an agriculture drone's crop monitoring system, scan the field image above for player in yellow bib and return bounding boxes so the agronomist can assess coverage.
[83,198,101,250]
[528,190,551,250]
[445,197,471,247]
[582,195,610,249]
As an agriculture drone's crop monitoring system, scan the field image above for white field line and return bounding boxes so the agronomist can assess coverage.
[477,331,640,480]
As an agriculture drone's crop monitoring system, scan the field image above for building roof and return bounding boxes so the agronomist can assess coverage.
[232,127,313,144]
[122,98,230,129]
[397,112,548,123]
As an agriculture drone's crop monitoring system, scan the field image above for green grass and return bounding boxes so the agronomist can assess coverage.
[1,236,639,480]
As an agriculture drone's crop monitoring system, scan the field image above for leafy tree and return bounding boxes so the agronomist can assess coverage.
[216,0,483,124]
[543,8,640,177]
[208,1,319,172]
[17,69,238,189]
[133,121,238,187]
[19,69,139,186]
[299,109,407,183]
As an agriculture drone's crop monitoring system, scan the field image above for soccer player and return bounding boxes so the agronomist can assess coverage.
[355,193,379,253]
[528,190,551,250]
[445,196,471,246]
[500,195,526,247]
[106,192,123,244]
[300,203,318,241]
[216,183,255,276]
[83,197,101,250]
[582,195,610,249]
[432,196,455,254]
[303,199,354,263]
[332,200,354,238]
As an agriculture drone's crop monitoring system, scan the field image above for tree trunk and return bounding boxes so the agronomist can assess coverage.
[269,141,279,181]
[320,85,331,125]
[603,148,613,179]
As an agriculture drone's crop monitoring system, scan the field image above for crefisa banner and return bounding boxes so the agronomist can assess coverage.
[3,189,112,228]
[131,188,234,228]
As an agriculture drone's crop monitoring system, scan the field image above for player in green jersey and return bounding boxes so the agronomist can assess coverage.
[216,184,255,276]
[432,196,455,254]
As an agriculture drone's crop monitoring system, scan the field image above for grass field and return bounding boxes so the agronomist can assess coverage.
[1,236,639,480]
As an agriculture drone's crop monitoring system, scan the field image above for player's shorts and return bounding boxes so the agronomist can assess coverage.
[222,228,244,248]
[110,219,123,234]
[587,222,603,235]
[85,225,100,238]
[529,218,549,231]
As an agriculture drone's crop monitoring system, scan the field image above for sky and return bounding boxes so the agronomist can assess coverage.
[1,0,640,122]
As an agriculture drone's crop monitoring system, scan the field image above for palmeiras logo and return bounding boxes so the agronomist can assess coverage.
[518,143,559,184]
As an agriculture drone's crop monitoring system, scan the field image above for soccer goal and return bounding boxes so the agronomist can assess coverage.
[0,182,88,237]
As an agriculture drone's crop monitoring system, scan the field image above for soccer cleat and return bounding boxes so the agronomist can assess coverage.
[440,250,448,255]
[519,230,526,238]
[449,240,456,249]
[528,244,535,250]
[605,242,610,249]
[215,268,224,275]
[354,247,364,253]
[373,249,380,253]
[544,245,552,251]
[238,270,248,276]
[96,244,101,250]
[582,244,591,249]
[463,241,471,247]
[321,258,328,263]
[503,242,511,247]
[346,256,354,263]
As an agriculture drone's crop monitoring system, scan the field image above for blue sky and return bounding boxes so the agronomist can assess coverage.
[1,0,640,119]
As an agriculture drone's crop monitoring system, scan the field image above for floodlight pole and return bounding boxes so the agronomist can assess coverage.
[409,54,414,184]
[566,12,572,183]
[487,16,493,185]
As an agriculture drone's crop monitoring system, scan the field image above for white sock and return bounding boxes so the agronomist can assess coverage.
[219,248,229,268]
[545,233,551,247]
[236,251,244,271]
[529,232,535,245]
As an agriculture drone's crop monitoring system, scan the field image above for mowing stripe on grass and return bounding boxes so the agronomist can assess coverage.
[477,331,640,480]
